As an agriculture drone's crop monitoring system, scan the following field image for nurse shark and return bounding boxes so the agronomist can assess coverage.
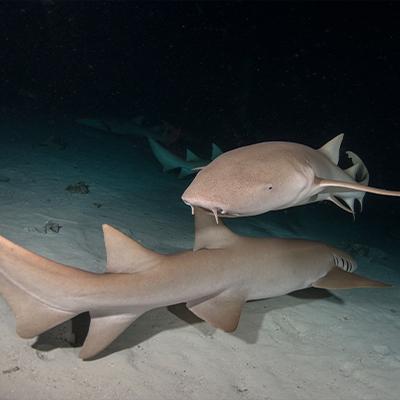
[0,208,388,359]
[76,116,180,144]
[148,137,222,178]
[182,134,400,222]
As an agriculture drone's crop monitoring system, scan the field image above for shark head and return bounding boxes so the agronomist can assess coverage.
[182,142,315,220]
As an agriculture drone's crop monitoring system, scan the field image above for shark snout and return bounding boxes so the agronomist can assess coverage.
[182,196,225,214]
[181,195,237,223]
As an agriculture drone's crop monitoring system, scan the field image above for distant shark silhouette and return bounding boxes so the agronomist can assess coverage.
[0,208,389,359]
[148,137,222,178]
[76,116,178,144]
[182,134,400,221]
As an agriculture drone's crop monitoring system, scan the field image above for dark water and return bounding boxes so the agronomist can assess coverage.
[1,2,399,200]
[0,5,399,389]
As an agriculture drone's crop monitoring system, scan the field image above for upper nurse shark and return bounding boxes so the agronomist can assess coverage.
[182,134,400,222]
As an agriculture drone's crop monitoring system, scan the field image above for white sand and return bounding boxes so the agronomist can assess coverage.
[0,119,399,400]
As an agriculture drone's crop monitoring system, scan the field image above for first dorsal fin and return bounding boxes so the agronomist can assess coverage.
[102,225,161,273]
[318,133,344,165]
[193,207,238,251]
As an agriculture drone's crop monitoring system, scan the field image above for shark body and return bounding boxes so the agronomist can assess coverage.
[76,117,177,144]
[148,137,222,178]
[0,209,388,359]
[182,134,400,221]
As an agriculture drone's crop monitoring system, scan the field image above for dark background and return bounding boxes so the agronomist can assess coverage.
[0,1,399,187]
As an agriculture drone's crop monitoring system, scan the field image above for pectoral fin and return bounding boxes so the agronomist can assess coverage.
[313,267,390,289]
[79,312,142,359]
[187,290,247,332]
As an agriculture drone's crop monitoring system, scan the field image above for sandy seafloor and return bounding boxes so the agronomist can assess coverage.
[0,118,399,400]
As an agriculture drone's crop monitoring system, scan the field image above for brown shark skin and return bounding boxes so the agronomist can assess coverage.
[0,209,389,359]
[181,134,400,219]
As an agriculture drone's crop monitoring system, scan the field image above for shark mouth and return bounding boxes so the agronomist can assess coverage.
[183,202,240,224]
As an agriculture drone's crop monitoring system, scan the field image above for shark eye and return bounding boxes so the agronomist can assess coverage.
[266,185,273,191]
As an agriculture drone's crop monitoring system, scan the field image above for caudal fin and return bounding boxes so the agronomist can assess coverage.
[0,275,75,338]
[0,235,77,338]
[148,137,185,172]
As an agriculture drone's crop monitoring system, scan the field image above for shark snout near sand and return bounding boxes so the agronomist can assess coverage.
[182,134,400,221]
[0,208,389,360]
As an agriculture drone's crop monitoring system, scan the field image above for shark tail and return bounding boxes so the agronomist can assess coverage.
[0,275,76,339]
[0,229,157,360]
[148,137,185,171]
[148,138,220,178]
[148,137,195,178]
[0,236,77,339]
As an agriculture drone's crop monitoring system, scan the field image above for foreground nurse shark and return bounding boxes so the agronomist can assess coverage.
[182,134,400,222]
[0,209,389,359]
